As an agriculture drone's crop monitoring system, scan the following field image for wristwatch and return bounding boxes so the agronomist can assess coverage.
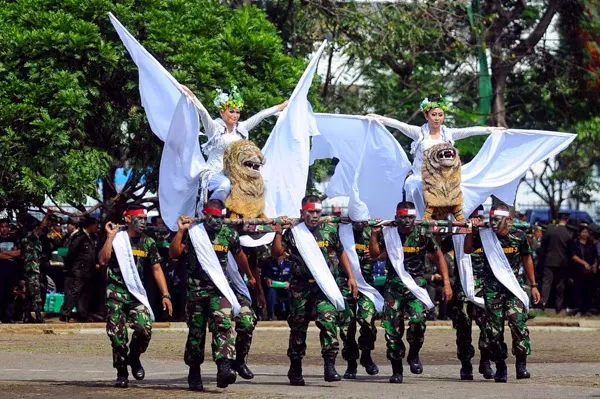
[530,283,538,288]
[162,294,172,299]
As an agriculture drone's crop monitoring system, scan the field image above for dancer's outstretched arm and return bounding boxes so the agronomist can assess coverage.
[240,100,289,132]
[451,126,506,140]
[181,85,220,138]
[366,114,421,141]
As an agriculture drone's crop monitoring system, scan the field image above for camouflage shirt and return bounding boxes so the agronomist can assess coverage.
[107,235,162,295]
[282,223,344,283]
[471,228,532,289]
[379,226,438,279]
[354,226,375,285]
[185,225,241,298]
[21,231,42,275]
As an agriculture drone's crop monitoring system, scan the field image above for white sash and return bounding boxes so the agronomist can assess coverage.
[480,228,530,311]
[453,235,485,307]
[227,252,252,301]
[188,224,241,315]
[339,224,384,312]
[112,231,155,320]
[291,223,345,311]
[382,227,434,310]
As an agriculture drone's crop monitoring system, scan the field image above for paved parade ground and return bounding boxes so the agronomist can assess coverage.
[0,320,599,398]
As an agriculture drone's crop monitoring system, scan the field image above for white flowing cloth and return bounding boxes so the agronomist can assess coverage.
[188,224,241,315]
[480,228,530,310]
[338,224,384,312]
[291,223,345,311]
[112,231,155,320]
[453,234,484,307]
[382,227,434,310]
[227,252,251,301]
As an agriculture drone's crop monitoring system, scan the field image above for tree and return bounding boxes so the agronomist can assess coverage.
[0,0,305,217]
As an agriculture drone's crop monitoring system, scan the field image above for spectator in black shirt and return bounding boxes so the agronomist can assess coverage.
[0,218,21,323]
[569,225,597,316]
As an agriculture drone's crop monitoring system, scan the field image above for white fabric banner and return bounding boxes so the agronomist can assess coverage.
[480,228,530,311]
[453,234,485,307]
[382,227,434,310]
[112,231,155,321]
[188,224,241,315]
[227,252,251,301]
[291,223,345,311]
[339,224,384,312]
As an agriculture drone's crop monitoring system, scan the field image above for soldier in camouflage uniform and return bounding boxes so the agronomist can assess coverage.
[170,199,261,391]
[450,205,494,380]
[99,206,173,388]
[272,196,358,386]
[21,213,51,324]
[338,221,380,379]
[464,204,540,383]
[370,201,452,384]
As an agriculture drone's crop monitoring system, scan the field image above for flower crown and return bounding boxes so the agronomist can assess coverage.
[213,85,244,111]
[419,96,450,113]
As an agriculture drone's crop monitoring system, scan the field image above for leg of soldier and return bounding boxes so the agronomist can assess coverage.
[405,289,426,375]
[452,294,474,379]
[484,285,509,382]
[185,298,209,391]
[127,302,152,381]
[356,294,379,375]
[338,287,358,379]
[287,283,312,385]
[25,271,43,323]
[473,300,494,379]
[316,294,341,382]
[382,281,406,383]
[106,296,130,387]
[506,294,531,379]
[233,293,257,379]
[208,295,236,388]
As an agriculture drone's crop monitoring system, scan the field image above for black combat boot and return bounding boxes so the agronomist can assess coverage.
[216,358,237,388]
[34,311,45,323]
[515,355,531,379]
[129,347,145,381]
[494,360,508,383]
[288,358,305,386]
[343,359,357,379]
[389,359,403,384]
[323,353,342,382]
[114,367,129,388]
[479,357,494,380]
[188,364,203,391]
[360,350,379,375]
[23,312,35,324]
[232,352,254,380]
[460,360,473,380]
[407,347,423,375]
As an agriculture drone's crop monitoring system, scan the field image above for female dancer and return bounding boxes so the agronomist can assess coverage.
[367,94,505,217]
[182,85,288,204]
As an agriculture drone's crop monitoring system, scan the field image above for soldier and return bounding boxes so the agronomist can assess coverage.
[170,199,261,391]
[271,195,358,386]
[464,204,540,383]
[338,219,380,379]
[451,205,494,380]
[98,206,173,388]
[369,201,452,383]
[21,212,52,324]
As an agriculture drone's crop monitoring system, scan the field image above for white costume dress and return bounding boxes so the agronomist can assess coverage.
[194,100,279,203]
[378,117,492,217]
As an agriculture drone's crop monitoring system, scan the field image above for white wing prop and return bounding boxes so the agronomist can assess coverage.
[109,13,204,232]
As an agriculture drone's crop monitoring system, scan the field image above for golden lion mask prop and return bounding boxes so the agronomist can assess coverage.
[223,140,266,219]
[421,142,464,221]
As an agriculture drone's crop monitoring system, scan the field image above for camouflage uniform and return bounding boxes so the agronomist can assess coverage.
[283,223,343,359]
[21,232,43,314]
[184,225,240,366]
[234,290,257,365]
[338,227,378,362]
[379,227,437,360]
[106,235,161,369]
[472,229,532,362]
[451,249,491,362]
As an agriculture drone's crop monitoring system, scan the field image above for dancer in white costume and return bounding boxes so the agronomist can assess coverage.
[181,85,288,204]
[367,94,505,217]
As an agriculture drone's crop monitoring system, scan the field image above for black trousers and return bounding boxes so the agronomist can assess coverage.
[60,270,91,320]
[0,264,18,321]
[541,266,568,311]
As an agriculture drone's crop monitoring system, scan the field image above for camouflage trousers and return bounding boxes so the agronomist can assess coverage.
[338,288,378,361]
[234,291,257,362]
[106,293,152,369]
[25,270,42,313]
[288,281,339,359]
[483,284,531,361]
[185,290,236,366]
[382,276,427,360]
[451,279,491,362]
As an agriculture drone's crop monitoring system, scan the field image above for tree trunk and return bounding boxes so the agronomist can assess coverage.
[491,60,509,128]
